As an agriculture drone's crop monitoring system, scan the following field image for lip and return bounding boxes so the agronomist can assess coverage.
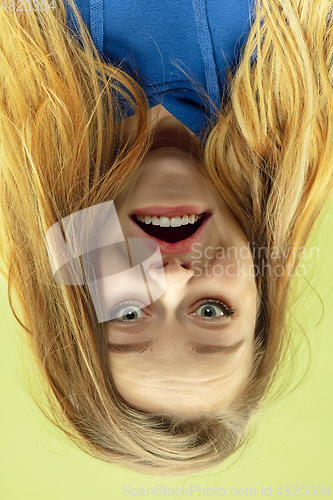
[128,211,212,255]
[130,205,209,217]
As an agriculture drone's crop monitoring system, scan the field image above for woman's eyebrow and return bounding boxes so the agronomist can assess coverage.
[189,339,245,354]
[108,339,245,354]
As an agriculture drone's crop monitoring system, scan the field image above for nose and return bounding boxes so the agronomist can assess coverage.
[147,257,195,314]
[147,256,194,284]
[162,257,195,288]
[163,257,193,271]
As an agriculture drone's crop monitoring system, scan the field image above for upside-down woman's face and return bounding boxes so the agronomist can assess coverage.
[106,105,259,418]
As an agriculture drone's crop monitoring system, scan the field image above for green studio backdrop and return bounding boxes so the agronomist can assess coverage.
[0,196,332,500]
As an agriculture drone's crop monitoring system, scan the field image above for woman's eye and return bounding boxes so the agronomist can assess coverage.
[192,299,235,320]
[110,298,234,322]
[110,300,147,322]
[117,307,145,321]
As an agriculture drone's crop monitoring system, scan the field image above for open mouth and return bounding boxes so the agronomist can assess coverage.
[130,213,210,243]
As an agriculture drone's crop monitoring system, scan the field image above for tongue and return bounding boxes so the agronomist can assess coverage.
[136,219,201,243]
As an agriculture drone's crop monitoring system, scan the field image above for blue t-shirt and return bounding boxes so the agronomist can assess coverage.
[66,0,255,136]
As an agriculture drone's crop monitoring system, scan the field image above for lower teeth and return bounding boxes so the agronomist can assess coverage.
[137,214,201,227]
[136,217,203,243]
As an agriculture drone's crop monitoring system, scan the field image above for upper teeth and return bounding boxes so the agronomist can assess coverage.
[136,214,202,227]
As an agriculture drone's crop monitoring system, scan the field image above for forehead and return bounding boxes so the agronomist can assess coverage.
[108,336,254,416]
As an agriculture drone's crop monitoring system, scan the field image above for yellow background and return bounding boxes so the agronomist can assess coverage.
[1,196,332,500]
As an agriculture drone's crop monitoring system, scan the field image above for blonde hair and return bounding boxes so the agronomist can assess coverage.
[0,0,332,476]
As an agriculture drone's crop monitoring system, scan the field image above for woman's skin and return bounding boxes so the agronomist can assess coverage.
[106,105,259,418]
